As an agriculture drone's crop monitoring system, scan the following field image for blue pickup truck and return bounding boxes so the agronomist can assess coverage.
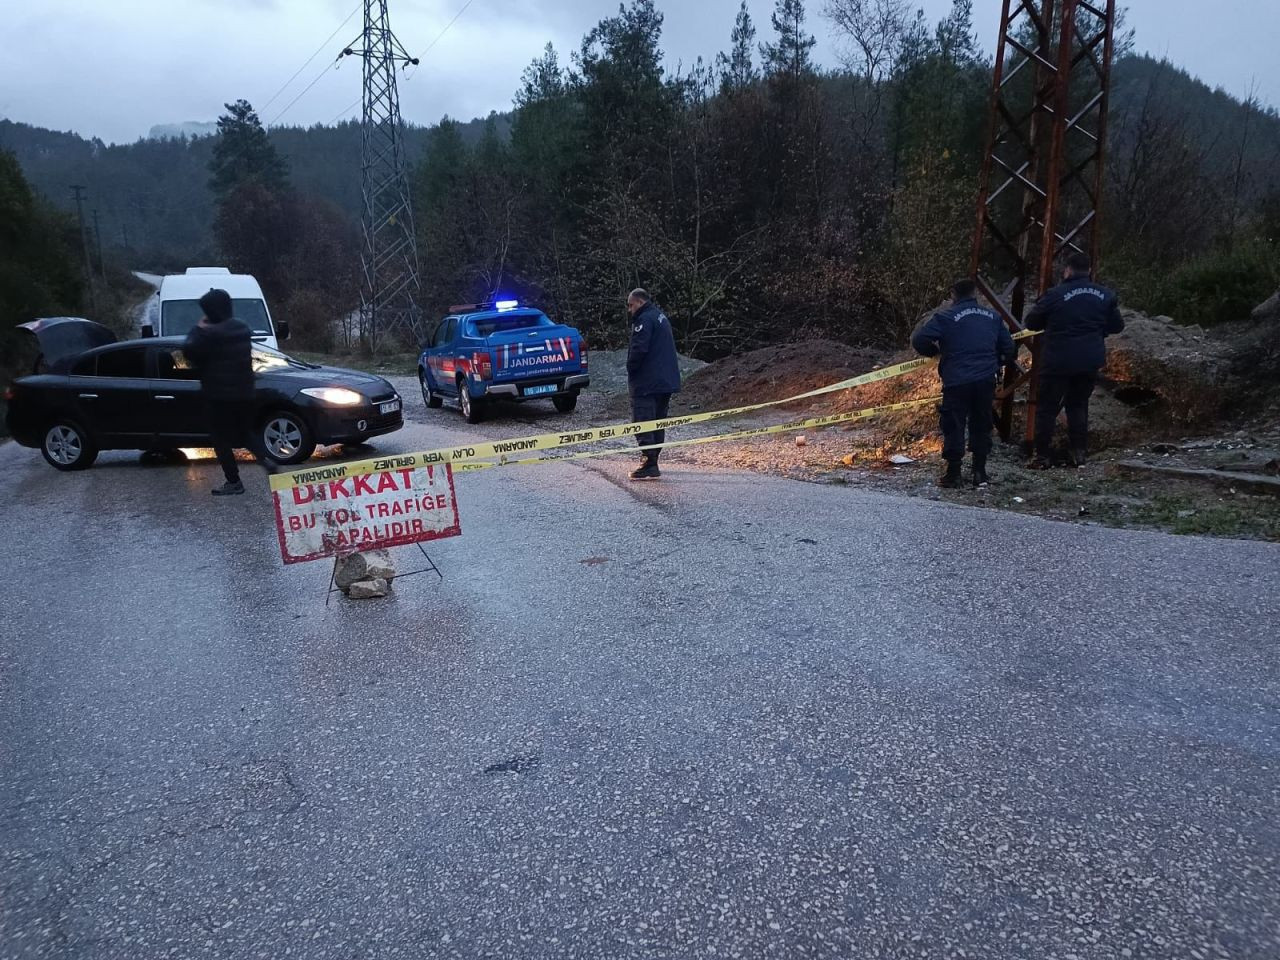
[417,301,589,423]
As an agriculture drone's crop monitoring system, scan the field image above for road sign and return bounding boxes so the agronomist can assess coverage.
[273,462,461,564]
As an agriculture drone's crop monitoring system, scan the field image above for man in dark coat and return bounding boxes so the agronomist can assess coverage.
[1025,252,1125,468]
[913,278,1018,488]
[625,288,682,481]
[183,288,272,495]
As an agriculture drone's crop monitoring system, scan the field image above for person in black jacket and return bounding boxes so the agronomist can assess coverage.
[625,289,682,481]
[183,288,272,495]
[1025,252,1125,468]
[913,278,1018,488]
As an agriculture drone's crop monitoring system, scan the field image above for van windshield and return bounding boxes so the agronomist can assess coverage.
[162,299,273,336]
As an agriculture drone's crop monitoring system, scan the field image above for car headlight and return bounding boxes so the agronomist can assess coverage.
[301,387,364,406]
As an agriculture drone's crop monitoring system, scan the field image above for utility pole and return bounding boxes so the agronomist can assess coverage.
[70,185,99,315]
[340,0,425,353]
[92,208,107,282]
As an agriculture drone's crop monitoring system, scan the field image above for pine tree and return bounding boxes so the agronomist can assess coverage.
[761,0,817,84]
[718,1,759,94]
[208,100,289,198]
[517,43,566,107]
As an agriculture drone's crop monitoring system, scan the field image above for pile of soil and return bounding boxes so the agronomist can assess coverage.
[676,339,886,413]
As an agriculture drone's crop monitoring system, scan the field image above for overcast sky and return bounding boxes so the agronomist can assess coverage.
[2,0,1276,144]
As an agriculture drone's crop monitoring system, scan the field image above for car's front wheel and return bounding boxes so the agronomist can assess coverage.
[552,392,578,414]
[261,410,316,465]
[458,380,485,424]
[421,371,442,409]
[41,420,98,471]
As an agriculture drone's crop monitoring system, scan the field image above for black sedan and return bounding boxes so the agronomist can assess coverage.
[4,318,403,471]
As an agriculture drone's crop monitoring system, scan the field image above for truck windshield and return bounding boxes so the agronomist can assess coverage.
[469,313,552,337]
[162,299,273,336]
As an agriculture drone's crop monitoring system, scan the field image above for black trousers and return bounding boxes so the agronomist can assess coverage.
[207,401,268,484]
[1035,371,1097,456]
[632,392,672,462]
[939,379,996,463]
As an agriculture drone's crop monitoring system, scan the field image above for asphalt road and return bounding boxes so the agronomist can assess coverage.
[2,403,1278,960]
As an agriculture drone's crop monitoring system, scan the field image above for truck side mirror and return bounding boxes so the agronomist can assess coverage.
[276,321,290,342]
[141,324,155,339]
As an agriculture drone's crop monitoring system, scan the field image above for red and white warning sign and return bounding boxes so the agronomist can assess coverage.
[271,461,461,564]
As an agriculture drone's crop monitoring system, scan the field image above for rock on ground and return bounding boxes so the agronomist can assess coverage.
[1251,289,1280,324]
[335,549,396,591]
[1102,311,1233,428]
[346,578,389,600]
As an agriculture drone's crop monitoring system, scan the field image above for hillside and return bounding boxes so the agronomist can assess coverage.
[0,112,510,268]
[2,56,1274,272]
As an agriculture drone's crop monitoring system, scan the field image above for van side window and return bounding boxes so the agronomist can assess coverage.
[70,356,96,376]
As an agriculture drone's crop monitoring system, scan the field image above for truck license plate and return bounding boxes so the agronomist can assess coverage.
[524,384,557,397]
[379,399,400,414]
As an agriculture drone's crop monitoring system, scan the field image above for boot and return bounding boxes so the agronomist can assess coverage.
[972,455,991,488]
[211,480,245,496]
[938,460,962,489]
[1067,446,1088,468]
[630,459,661,481]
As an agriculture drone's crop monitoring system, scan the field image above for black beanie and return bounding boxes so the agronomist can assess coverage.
[199,288,234,324]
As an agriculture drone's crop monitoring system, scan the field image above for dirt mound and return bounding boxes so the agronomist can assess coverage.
[676,339,886,412]
[1251,290,1280,324]
[1102,311,1234,427]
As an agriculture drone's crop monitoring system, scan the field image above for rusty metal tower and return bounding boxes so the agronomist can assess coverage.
[970,0,1117,442]
[341,0,424,351]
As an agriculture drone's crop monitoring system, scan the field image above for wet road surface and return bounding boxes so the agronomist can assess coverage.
[2,406,1278,959]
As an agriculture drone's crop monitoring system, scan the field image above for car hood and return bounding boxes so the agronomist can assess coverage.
[19,318,117,371]
[261,364,397,397]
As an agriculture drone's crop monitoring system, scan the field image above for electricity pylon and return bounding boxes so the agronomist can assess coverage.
[341,1,424,351]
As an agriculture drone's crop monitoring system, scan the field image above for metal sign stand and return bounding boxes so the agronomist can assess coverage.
[325,543,443,606]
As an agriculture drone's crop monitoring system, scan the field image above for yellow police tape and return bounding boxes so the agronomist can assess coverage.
[452,396,942,473]
[269,329,1038,491]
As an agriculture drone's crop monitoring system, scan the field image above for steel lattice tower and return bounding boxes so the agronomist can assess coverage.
[970,0,1117,443]
[341,1,423,351]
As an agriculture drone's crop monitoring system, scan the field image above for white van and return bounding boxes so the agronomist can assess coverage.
[147,267,289,349]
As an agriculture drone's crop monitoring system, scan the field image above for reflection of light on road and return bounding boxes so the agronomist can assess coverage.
[180,447,214,460]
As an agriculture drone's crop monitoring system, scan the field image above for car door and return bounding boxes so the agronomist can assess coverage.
[72,345,158,447]
[425,318,458,395]
[149,345,209,445]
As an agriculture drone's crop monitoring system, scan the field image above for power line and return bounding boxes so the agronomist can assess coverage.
[261,3,361,112]
[328,0,477,124]
[408,0,476,76]
[269,55,345,127]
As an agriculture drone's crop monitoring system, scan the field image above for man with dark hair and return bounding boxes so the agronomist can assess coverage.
[625,288,682,481]
[1025,251,1125,468]
[913,278,1018,488]
[183,288,273,495]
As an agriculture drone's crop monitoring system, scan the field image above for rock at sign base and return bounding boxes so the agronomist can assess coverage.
[347,578,389,600]
[335,548,397,590]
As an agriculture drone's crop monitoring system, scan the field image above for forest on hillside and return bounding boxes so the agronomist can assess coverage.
[2,0,1278,356]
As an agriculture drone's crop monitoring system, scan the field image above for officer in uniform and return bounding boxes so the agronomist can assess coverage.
[913,278,1018,488]
[625,288,682,481]
[1025,251,1125,468]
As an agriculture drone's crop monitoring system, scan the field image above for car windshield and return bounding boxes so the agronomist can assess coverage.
[469,313,552,337]
[162,298,273,336]
[251,345,317,373]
